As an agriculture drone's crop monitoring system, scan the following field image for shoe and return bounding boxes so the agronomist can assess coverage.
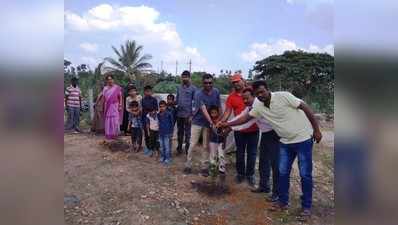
[266,194,279,203]
[297,208,311,221]
[176,146,183,155]
[164,159,172,165]
[183,167,192,174]
[235,175,244,184]
[159,157,165,163]
[247,176,256,187]
[251,187,270,193]
[200,168,209,177]
[268,202,288,212]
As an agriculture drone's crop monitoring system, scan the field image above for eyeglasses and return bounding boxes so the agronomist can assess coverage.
[203,82,213,84]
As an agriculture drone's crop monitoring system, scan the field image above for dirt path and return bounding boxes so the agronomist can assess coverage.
[65,132,334,225]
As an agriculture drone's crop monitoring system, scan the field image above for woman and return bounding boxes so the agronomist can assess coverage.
[97,74,123,139]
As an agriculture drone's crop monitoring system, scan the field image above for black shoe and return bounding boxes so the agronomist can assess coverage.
[251,187,270,193]
[235,175,244,184]
[247,176,256,187]
[266,194,279,203]
[200,168,209,177]
[176,147,183,155]
[183,167,192,174]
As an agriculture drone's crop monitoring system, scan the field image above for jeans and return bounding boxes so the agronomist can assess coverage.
[159,135,172,161]
[185,124,210,169]
[65,106,80,131]
[131,128,143,147]
[278,138,313,209]
[176,117,191,152]
[259,130,280,195]
[234,130,259,178]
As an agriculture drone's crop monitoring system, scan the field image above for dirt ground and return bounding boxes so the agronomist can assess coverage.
[64,123,334,225]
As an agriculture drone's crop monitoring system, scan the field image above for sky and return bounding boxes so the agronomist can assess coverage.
[64,0,334,77]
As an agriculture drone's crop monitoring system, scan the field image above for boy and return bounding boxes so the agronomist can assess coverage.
[166,94,177,152]
[158,100,174,165]
[145,107,160,157]
[65,77,82,133]
[128,101,143,152]
[125,85,142,135]
[208,105,227,177]
[141,85,158,154]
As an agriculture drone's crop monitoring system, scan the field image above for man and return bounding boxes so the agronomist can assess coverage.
[183,73,221,175]
[228,88,280,200]
[65,77,82,133]
[175,70,197,155]
[222,80,322,219]
[220,73,259,186]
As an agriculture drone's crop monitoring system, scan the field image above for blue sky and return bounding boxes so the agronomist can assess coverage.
[64,0,333,76]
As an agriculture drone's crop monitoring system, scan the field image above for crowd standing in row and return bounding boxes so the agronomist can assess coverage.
[64,70,322,220]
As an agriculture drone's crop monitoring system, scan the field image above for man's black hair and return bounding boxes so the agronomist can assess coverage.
[252,80,268,91]
[167,94,175,99]
[144,85,153,91]
[181,70,191,77]
[242,87,254,96]
[202,73,213,81]
[129,100,139,108]
[207,105,219,113]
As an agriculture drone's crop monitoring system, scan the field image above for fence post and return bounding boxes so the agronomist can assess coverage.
[88,89,94,121]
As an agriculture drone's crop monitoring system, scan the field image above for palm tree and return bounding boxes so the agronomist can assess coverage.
[104,40,152,81]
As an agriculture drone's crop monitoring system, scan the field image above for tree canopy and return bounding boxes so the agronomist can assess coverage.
[253,50,334,113]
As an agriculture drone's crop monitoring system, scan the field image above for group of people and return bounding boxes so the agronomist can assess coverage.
[64,69,322,220]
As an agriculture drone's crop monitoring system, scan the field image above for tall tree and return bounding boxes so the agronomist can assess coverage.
[104,40,152,81]
[253,50,334,113]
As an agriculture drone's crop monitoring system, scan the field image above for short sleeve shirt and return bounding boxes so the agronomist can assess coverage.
[65,85,81,108]
[225,91,258,133]
[249,92,313,144]
[192,88,221,128]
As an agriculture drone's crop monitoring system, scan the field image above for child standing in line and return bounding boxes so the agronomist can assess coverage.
[166,94,177,152]
[145,107,160,157]
[125,85,142,135]
[208,105,227,175]
[141,85,158,154]
[158,100,175,165]
[128,101,143,152]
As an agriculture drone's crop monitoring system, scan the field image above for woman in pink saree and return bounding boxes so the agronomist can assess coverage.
[98,74,123,140]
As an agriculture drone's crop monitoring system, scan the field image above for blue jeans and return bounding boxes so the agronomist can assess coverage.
[159,134,172,161]
[278,138,313,209]
[65,106,80,131]
[234,131,259,178]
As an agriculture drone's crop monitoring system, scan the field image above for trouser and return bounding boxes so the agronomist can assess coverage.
[65,106,80,131]
[147,130,159,151]
[176,117,192,153]
[209,142,226,173]
[278,138,314,209]
[131,127,143,147]
[234,130,259,178]
[185,124,209,169]
[258,130,280,195]
[159,135,172,161]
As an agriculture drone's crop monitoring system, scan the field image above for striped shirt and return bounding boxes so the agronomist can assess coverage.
[65,85,81,108]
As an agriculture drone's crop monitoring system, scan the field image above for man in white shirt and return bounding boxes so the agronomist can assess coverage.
[221,80,322,219]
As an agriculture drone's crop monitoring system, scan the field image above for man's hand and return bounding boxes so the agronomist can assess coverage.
[313,129,322,143]
[217,121,229,128]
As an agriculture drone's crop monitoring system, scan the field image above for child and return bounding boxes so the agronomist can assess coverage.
[166,94,177,124]
[145,107,160,157]
[208,105,227,176]
[158,100,174,165]
[141,85,158,154]
[126,85,142,134]
[166,94,177,152]
[128,101,143,152]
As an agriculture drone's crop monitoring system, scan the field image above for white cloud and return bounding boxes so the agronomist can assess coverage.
[79,42,98,53]
[241,39,334,62]
[65,4,216,73]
